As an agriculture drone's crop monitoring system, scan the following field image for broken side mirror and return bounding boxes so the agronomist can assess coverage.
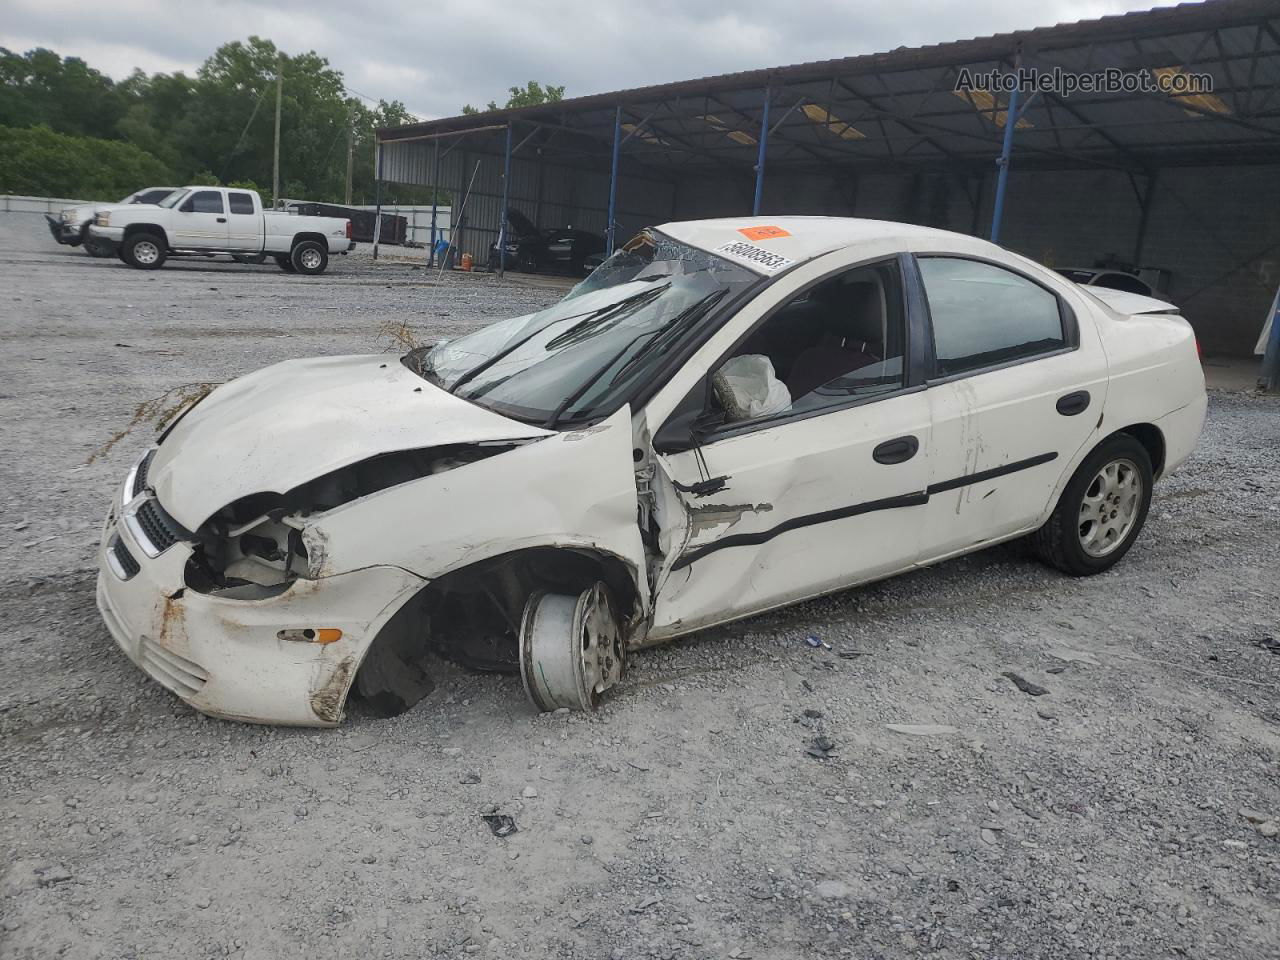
[652,382,725,455]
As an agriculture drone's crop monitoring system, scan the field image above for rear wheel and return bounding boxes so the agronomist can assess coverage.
[122,232,166,270]
[1033,433,1153,576]
[290,240,327,275]
[520,582,625,712]
[274,255,296,273]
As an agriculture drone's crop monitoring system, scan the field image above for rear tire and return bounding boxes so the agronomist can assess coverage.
[274,255,296,273]
[1032,433,1153,576]
[122,232,166,270]
[290,240,327,275]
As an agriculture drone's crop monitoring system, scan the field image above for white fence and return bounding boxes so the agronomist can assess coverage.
[1,195,90,214]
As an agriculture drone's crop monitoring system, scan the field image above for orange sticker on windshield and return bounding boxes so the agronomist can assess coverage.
[737,225,791,241]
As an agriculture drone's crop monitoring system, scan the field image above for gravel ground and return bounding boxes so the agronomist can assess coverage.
[1,211,1277,960]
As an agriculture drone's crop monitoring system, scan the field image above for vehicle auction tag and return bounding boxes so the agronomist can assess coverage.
[737,225,791,241]
[714,240,795,272]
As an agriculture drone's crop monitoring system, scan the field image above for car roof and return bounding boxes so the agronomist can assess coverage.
[658,216,995,275]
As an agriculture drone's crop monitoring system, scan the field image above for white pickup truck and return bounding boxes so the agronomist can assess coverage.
[46,186,180,257]
[87,186,353,275]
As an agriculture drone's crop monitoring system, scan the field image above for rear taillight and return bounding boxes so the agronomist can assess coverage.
[345,220,352,239]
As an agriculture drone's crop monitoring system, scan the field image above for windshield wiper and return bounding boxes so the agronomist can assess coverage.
[547,288,728,428]
[449,286,668,397]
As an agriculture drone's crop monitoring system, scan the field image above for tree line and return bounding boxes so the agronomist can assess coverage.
[0,38,521,205]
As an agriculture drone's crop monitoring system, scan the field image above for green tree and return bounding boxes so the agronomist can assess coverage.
[0,38,444,205]
[0,124,171,199]
[0,48,128,139]
[462,80,565,115]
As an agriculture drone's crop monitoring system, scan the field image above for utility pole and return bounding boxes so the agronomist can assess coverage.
[272,52,283,206]
[344,110,354,206]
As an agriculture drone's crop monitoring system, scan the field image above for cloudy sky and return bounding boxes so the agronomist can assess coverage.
[4,0,1173,120]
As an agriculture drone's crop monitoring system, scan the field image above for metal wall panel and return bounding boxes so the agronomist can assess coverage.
[378,136,678,263]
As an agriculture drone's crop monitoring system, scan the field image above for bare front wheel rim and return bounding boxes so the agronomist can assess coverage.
[133,241,159,265]
[1078,457,1142,558]
[520,583,625,712]
[299,248,322,270]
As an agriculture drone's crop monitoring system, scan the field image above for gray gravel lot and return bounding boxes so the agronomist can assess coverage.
[1,211,1278,960]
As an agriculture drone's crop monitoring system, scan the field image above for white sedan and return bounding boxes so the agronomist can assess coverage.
[96,217,1206,725]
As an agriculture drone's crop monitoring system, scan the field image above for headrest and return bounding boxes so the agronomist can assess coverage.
[812,279,884,344]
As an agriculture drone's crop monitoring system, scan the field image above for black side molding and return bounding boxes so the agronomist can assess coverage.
[670,450,1059,570]
[927,452,1058,495]
[671,491,929,571]
[1056,391,1091,417]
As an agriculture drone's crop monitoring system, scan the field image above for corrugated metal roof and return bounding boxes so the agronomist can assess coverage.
[379,0,1280,172]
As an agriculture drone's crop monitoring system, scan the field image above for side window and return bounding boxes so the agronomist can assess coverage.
[710,259,907,425]
[181,190,225,214]
[228,192,255,215]
[918,257,1064,377]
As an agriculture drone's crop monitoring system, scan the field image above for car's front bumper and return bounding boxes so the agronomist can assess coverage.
[86,225,124,255]
[45,215,84,245]
[96,480,425,726]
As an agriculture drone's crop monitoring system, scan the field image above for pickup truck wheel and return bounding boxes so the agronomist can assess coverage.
[122,232,166,270]
[1032,434,1153,576]
[290,240,327,275]
[274,255,296,273]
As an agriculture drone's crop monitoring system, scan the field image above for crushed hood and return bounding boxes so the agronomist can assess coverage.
[149,354,551,529]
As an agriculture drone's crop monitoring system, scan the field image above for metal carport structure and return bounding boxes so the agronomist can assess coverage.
[377,0,1280,362]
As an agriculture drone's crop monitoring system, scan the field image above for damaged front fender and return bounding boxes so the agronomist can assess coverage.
[304,406,650,608]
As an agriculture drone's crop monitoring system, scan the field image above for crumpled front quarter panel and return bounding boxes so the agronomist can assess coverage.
[307,406,648,598]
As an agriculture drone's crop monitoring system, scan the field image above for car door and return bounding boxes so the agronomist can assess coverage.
[171,189,229,249]
[645,251,934,640]
[225,191,260,251]
[911,252,1108,560]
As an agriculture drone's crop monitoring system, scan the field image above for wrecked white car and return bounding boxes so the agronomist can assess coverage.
[97,217,1207,726]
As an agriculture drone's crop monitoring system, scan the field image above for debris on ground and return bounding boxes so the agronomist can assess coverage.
[1002,671,1050,696]
[805,736,837,759]
[480,814,518,838]
[885,723,959,736]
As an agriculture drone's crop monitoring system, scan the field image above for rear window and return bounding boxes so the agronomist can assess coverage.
[228,192,255,215]
[920,257,1066,377]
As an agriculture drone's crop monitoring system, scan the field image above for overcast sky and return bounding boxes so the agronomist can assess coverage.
[4,0,1174,120]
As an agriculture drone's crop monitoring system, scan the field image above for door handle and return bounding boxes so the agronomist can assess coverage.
[216,217,227,223]
[1056,390,1091,416]
[873,435,919,465]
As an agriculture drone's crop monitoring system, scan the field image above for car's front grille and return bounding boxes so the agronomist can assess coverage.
[132,449,154,499]
[111,537,140,579]
[131,498,190,556]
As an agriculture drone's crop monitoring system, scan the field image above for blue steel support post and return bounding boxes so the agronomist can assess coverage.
[498,123,513,277]
[753,86,771,216]
[429,137,440,267]
[989,57,1021,245]
[1261,286,1280,391]
[606,105,622,255]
